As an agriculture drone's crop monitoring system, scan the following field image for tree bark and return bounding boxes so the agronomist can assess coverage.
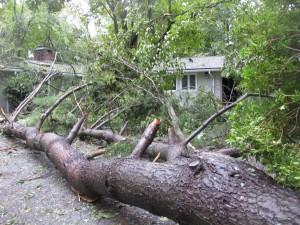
[78,128,126,143]
[3,122,300,225]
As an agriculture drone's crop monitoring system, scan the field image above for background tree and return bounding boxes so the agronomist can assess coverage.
[226,0,300,187]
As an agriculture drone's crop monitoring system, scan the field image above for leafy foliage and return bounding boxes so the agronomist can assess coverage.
[228,98,300,188]
[224,0,300,188]
[18,94,79,135]
[3,72,40,108]
[103,142,135,158]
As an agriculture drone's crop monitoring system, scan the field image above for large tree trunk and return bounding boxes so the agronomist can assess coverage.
[3,122,300,225]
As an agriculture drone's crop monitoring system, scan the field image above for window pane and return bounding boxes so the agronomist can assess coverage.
[182,75,188,89]
[190,75,196,89]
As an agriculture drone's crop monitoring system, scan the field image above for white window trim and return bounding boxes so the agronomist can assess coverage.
[181,74,197,90]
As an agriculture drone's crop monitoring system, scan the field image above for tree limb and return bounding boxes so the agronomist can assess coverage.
[167,102,185,142]
[0,107,11,123]
[67,113,88,144]
[130,118,161,158]
[215,147,240,157]
[182,93,249,146]
[79,128,126,143]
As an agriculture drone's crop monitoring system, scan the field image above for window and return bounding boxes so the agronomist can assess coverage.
[182,75,196,90]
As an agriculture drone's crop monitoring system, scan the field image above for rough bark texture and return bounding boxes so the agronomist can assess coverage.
[130,119,160,158]
[3,122,300,225]
[78,128,126,143]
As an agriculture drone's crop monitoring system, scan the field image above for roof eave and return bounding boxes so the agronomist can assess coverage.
[168,68,222,72]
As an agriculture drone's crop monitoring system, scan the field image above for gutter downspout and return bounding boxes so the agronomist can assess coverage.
[208,71,215,94]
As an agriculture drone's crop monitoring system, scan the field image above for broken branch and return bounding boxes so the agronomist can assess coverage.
[86,149,106,160]
[130,118,161,158]
[67,113,88,144]
[0,107,11,123]
[182,93,249,146]
[79,129,126,143]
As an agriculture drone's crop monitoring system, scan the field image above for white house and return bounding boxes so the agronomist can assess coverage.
[167,56,225,100]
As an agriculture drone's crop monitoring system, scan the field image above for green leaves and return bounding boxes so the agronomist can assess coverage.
[228,95,300,188]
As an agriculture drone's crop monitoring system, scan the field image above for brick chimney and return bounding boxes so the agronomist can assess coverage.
[34,46,54,62]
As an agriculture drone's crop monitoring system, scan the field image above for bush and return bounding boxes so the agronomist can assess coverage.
[227,97,300,188]
[171,91,230,148]
[3,72,40,109]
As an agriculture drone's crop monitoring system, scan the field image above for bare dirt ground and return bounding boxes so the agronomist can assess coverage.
[0,134,177,225]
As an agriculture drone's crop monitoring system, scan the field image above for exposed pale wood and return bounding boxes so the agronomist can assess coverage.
[130,118,161,158]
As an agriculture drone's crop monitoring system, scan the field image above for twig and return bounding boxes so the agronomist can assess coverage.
[35,83,89,130]
[94,104,141,130]
[0,146,17,151]
[152,152,161,162]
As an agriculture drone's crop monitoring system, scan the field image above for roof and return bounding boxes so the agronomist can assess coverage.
[168,56,225,72]
[0,61,84,77]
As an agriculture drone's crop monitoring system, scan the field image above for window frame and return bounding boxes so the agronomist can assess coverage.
[182,74,197,90]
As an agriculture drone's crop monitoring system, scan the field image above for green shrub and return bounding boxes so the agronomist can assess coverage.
[3,72,41,109]
[228,97,300,188]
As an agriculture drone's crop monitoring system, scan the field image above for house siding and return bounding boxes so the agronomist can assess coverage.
[174,71,222,99]
[196,72,222,99]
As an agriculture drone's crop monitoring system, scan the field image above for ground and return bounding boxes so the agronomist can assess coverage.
[0,134,177,225]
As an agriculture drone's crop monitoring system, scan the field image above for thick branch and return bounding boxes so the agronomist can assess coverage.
[67,113,88,144]
[130,119,161,158]
[167,102,185,142]
[35,84,89,130]
[168,127,176,146]
[216,148,240,157]
[79,128,125,143]
[183,93,249,146]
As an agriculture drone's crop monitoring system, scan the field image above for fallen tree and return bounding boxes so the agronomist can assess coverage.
[1,81,300,224]
[2,120,300,225]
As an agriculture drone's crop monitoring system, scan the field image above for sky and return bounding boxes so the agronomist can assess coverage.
[66,0,99,37]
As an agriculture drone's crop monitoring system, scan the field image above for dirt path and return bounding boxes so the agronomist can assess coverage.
[0,134,177,225]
